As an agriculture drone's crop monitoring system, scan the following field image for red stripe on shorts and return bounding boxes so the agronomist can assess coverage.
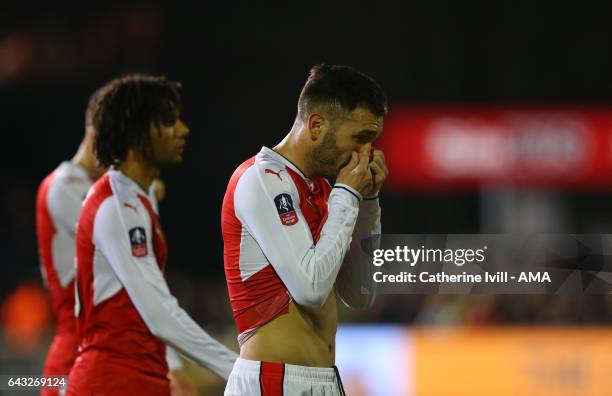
[259,361,285,396]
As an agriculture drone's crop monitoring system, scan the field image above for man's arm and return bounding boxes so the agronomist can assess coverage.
[94,197,237,379]
[336,149,386,310]
[335,197,381,309]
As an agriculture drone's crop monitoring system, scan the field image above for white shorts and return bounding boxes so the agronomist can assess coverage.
[224,358,346,396]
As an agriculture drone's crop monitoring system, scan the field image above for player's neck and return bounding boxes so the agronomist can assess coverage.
[118,152,159,192]
[72,136,103,180]
[72,153,97,178]
[273,131,314,179]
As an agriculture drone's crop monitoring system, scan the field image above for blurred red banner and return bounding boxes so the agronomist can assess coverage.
[378,106,612,190]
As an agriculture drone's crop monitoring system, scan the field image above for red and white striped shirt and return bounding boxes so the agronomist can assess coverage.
[67,169,236,395]
[222,147,380,345]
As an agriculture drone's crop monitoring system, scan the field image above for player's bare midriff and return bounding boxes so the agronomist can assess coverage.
[239,292,338,367]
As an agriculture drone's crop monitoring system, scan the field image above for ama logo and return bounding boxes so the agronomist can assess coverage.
[129,227,148,257]
[274,193,298,226]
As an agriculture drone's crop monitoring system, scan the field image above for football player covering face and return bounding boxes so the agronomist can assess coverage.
[222,64,387,396]
[307,106,387,195]
[242,106,387,361]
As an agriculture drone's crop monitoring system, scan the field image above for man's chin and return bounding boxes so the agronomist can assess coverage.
[158,156,183,167]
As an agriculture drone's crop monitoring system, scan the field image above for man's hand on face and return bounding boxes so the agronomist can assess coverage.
[336,145,373,196]
[363,149,388,198]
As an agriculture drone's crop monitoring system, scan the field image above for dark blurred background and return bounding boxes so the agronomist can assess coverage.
[2,2,612,395]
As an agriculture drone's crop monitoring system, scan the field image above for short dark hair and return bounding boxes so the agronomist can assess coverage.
[93,74,182,167]
[297,64,387,121]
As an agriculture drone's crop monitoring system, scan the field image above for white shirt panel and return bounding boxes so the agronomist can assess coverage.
[238,227,269,281]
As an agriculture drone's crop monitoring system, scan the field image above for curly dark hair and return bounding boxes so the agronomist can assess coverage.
[93,74,182,167]
[297,64,387,121]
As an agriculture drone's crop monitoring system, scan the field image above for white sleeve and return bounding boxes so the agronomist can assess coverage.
[336,197,381,310]
[47,177,86,236]
[234,164,360,308]
[93,198,237,379]
[166,346,183,371]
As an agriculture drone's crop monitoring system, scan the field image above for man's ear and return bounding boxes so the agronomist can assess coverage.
[306,113,327,142]
[149,121,161,137]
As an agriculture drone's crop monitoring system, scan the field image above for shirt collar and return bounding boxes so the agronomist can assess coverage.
[108,168,149,197]
[260,146,310,182]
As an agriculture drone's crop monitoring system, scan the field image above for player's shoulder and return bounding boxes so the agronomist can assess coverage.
[78,173,114,221]
[235,149,293,191]
[255,149,284,172]
[92,172,149,233]
[108,169,146,204]
[53,162,92,189]
[254,148,295,183]
[45,162,92,207]
[91,192,148,248]
[228,148,281,180]
[85,173,113,202]
[36,168,59,203]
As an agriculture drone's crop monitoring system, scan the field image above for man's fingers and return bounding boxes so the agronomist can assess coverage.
[369,160,382,175]
[374,157,388,176]
[372,149,385,161]
[371,150,387,173]
[372,149,384,159]
[371,155,383,169]
[347,151,359,168]
[370,161,386,182]
[360,143,372,156]
[371,150,385,164]
[358,150,370,171]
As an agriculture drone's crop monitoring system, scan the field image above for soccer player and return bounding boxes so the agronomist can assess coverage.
[36,84,180,396]
[222,64,387,395]
[36,87,107,396]
[66,74,237,396]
